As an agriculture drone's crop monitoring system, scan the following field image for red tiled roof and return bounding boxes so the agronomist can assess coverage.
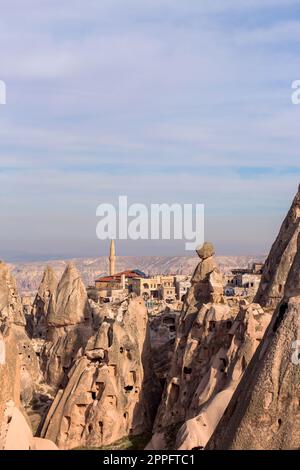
[95,270,142,282]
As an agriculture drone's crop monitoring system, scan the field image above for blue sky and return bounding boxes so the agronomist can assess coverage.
[0,0,300,260]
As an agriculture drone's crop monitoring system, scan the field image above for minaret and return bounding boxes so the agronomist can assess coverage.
[109,240,116,276]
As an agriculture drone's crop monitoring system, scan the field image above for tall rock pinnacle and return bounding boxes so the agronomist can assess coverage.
[47,263,91,327]
[207,211,300,450]
[255,185,300,308]
[0,261,26,327]
[41,297,159,449]
[148,242,270,450]
[32,266,58,338]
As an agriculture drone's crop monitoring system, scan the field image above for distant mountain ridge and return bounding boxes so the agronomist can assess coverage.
[8,254,266,295]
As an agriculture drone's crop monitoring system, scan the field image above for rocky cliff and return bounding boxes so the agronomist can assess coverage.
[41,297,160,449]
[207,189,300,450]
[255,185,300,309]
[0,261,57,450]
[147,243,271,450]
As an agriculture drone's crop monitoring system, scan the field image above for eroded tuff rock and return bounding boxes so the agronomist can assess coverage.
[149,310,179,383]
[41,263,93,390]
[175,301,270,450]
[0,261,40,406]
[255,185,300,309]
[0,260,26,327]
[0,331,57,450]
[31,266,58,339]
[152,244,228,433]
[47,263,91,330]
[148,243,270,450]
[0,262,57,450]
[207,231,300,450]
[41,297,160,449]
[0,326,22,449]
[153,305,234,434]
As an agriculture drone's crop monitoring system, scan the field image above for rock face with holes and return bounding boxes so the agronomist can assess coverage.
[147,243,270,450]
[152,243,230,433]
[0,261,40,407]
[41,297,160,449]
[174,301,271,450]
[0,260,26,327]
[31,266,58,340]
[0,325,22,449]
[0,331,57,450]
[207,232,300,449]
[255,185,300,309]
[149,310,179,383]
[0,262,57,450]
[41,263,94,391]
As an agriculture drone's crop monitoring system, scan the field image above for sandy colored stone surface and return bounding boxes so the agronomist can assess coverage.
[0,263,57,450]
[41,263,94,390]
[42,297,160,449]
[31,266,58,339]
[0,260,26,326]
[207,193,300,450]
[47,263,91,327]
[255,185,300,309]
[150,243,271,450]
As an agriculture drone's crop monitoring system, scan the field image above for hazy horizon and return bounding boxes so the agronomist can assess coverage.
[3,244,269,264]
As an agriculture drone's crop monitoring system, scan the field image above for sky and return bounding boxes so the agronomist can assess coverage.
[0,0,300,260]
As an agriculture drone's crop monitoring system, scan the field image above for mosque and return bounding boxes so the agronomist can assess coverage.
[94,241,191,303]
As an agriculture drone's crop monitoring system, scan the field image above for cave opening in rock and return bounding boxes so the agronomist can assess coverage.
[273,302,288,332]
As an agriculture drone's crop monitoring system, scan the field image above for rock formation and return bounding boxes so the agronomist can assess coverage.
[207,231,300,450]
[47,263,91,330]
[175,301,270,449]
[41,297,160,449]
[148,243,270,450]
[31,266,58,339]
[0,260,26,327]
[0,261,40,406]
[255,185,300,309]
[149,310,179,384]
[0,261,57,450]
[41,263,93,390]
[151,244,229,434]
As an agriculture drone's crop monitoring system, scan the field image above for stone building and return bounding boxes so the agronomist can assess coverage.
[95,270,146,301]
[131,275,179,302]
[225,263,263,297]
[159,284,176,302]
[174,275,192,301]
[94,240,147,301]
[95,241,190,302]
